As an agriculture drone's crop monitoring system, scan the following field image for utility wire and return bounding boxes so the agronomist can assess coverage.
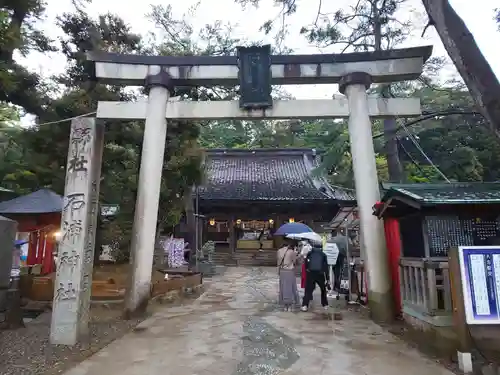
[396,138,426,175]
[372,109,482,140]
[400,121,451,183]
[374,93,472,183]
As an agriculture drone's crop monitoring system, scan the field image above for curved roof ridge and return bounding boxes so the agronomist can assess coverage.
[0,188,63,214]
[199,148,354,202]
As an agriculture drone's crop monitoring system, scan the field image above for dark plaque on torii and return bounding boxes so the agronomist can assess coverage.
[237,45,273,110]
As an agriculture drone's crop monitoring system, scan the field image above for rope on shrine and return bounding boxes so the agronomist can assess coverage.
[1,101,134,131]
[35,112,97,127]
[0,112,97,132]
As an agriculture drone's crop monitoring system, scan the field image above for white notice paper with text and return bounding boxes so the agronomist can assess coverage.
[324,242,340,265]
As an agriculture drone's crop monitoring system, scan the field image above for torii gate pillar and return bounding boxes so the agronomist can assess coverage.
[340,72,392,322]
[124,68,172,317]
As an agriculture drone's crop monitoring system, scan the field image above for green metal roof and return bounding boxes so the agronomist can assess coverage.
[380,182,500,205]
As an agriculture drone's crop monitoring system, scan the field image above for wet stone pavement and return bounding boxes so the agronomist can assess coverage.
[63,267,453,375]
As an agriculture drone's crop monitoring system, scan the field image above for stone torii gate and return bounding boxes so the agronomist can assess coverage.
[50,45,432,345]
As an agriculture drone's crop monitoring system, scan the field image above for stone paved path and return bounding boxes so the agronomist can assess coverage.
[63,267,453,375]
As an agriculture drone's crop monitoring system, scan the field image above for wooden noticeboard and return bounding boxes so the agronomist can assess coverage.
[448,247,472,353]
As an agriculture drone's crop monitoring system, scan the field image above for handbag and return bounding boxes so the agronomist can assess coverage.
[278,248,290,273]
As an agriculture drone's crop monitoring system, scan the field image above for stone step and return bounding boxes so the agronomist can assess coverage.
[234,256,276,262]
[235,248,278,254]
[211,249,279,266]
[214,249,232,255]
[233,250,277,267]
[211,253,237,266]
[212,253,231,258]
[233,252,276,258]
[237,259,276,267]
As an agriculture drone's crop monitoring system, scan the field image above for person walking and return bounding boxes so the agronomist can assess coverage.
[301,241,329,311]
[183,242,191,264]
[299,240,312,289]
[328,229,350,291]
[277,239,300,311]
[258,227,268,252]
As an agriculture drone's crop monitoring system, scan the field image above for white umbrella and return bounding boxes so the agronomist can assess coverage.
[286,232,322,244]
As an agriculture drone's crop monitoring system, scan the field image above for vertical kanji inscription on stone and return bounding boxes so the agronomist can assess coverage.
[50,118,104,346]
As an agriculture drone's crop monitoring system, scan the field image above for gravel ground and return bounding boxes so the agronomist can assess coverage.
[0,305,144,375]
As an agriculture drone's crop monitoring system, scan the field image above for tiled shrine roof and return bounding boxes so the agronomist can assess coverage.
[380,182,500,205]
[0,189,63,214]
[198,148,354,202]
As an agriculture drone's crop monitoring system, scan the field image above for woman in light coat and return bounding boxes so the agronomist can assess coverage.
[277,239,300,311]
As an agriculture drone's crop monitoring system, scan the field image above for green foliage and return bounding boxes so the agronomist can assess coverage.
[197,78,500,187]
[398,84,500,183]
[0,7,204,262]
[0,0,55,116]
[1,0,500,266]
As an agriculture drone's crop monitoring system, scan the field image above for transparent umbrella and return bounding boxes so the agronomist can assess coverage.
[285,232,322,244]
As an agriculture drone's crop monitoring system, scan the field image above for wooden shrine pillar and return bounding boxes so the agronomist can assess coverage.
[36,232,45,264]
[27,232,37,265]
[271,214,279,248]
[229,215,236,253]
[197,218,204,250]
[42,235,55,275]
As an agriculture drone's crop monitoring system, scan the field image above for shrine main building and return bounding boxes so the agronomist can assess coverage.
[190,148,355,266]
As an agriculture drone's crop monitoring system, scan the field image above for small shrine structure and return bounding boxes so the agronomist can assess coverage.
[0,189,62,275]
[374,182,500,347]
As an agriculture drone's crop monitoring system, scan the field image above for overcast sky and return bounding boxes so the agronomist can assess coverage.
[18,0,500,103]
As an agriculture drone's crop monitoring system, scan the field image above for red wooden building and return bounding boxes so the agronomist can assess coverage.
[0,189,62,275]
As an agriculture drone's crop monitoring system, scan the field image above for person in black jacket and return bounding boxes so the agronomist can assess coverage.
[301,242,329,311]
[328,229,350,291]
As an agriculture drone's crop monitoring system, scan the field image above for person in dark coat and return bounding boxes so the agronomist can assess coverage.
[328,229,350,291]
[301,242,329,311]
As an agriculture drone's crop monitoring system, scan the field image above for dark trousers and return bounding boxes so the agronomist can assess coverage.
[333,253,346,291]
[302,271,328,307]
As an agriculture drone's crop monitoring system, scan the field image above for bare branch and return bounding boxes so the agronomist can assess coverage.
[314,0,322,26]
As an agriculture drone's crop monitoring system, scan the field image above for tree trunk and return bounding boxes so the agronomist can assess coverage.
[422,0,500,137]
[383,117,404,182]
[373,3,403,182]
[183,188,196,264]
